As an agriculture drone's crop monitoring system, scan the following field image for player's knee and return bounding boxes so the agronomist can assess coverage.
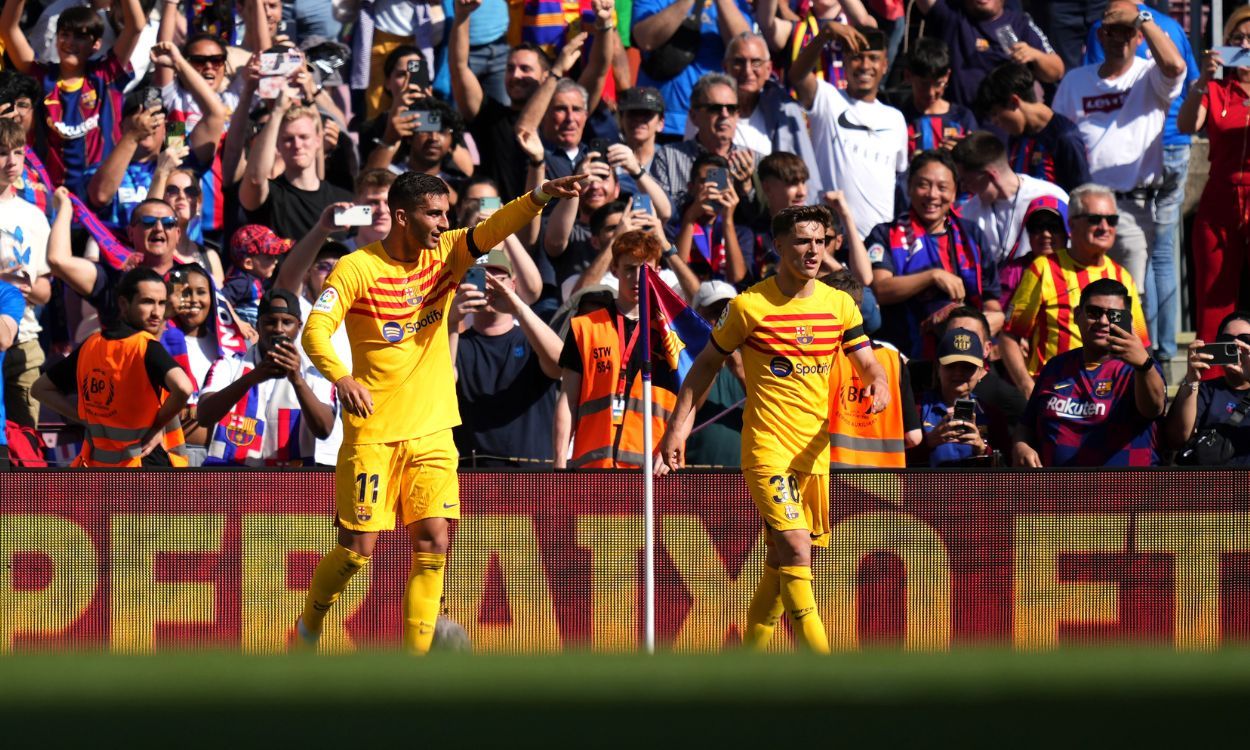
[410,518,450,554]
[337,528,378,557]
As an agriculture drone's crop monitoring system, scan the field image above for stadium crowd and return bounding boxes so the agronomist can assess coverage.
[0,0,1247,470]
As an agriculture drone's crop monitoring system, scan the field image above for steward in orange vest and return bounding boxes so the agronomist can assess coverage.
[554,231,680,469]
[33,268,195,467]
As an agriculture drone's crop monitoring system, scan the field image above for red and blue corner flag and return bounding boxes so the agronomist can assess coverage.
[639,265,711,383]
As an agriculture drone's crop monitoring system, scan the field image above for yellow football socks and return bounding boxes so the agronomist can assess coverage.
[743,564,784,650]
[404,552,447,655]
[779,565,830,654]
[301,545,370,634]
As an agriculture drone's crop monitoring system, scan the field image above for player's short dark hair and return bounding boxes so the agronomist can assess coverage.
[820,268,863,306]
[383,45,423,78]
[908,148,958,186]
[951,130,1008,172]
[0,69,39,108]
[510,42,553,72]
[389,172,450,215]
[758,151,809,185]
[1079,277,1130,308]
[941,305,991,341]
[57,7,105,40]
[772,205,832,240]
[906,38,952,79]
[118,267,168,302]
[590,200,627,235]
[974,62,1038,116]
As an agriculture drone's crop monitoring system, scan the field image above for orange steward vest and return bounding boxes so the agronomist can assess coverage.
[828,341,906,468]
[73,330,188,468]
[570,307,676,469]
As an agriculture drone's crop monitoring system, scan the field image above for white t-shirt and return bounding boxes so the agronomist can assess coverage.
[682,106,773,155]
[162,78,243,135]
[807,82,908,239]
[297,294,351,465]
[201,346,336,467]
[0,195,51,344]
[183,333,219,400]
[1052,57,1184,192]
[962,174,1069,266]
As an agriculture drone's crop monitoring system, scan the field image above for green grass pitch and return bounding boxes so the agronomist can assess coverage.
[3,650,1248,746]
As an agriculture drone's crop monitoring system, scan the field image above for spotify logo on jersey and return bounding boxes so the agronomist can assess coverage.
[382,322,404,342]
[769,356,793,377]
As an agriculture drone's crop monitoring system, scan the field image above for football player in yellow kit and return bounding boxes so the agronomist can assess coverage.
[657,205,890,653]
[295,171,585,653]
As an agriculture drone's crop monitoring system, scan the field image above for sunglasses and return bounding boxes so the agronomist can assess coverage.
[1218,333,1250,345]
[133,215,178,228]
[187,54,227,66]
[164,185,202,198]
[698,103,739,115]
[1081,304,1126,322]
[1075,213,1119,227]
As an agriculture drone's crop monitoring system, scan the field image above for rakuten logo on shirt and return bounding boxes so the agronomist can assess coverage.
[1045,395,1107,419]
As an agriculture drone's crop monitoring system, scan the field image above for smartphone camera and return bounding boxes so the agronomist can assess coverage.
[953,398,976,425]
[1105,308,1129,330]
[1202,341,1242,367]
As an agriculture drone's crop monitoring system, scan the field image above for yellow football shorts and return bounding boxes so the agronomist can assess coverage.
[335,429,460,532]
[743,467,831,547]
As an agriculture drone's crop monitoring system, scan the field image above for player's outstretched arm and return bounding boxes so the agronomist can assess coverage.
[847,345,890,414]
[468,174,590,256]
[655,343,729,475]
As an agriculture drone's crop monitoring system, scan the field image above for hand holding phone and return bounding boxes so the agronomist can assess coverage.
[334,205,374,227]
[478,196,502,212]
[1201,342,1242,367]
[464,266,487,292]
[632,194,654,216]
[952,398,976,425]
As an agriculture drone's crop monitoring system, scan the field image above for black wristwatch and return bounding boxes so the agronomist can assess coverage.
[630,168,645,180]
[529,158,544,168]
[662,246,678,259]
[1133,357,1155,373]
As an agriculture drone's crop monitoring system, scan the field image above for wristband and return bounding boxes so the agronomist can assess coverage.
[530,158,545,168]
[662,246,678,259]
[533,188,553,205]
[1133,357,1155,373]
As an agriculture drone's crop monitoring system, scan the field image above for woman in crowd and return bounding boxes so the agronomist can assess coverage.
[1165,311,1250,466]
[1178,5,1250,342]
[160,168,226,286]
[161,263,229,466]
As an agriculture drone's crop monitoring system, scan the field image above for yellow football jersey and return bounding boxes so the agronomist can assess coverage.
[303,194,542,445]
[711,277,868,474]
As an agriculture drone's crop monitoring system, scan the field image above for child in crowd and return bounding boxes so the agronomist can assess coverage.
[897,38,978,159]
[222,225,290,326]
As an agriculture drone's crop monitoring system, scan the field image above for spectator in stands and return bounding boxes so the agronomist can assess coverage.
[672,152,749,284]
[719,31,821,194]
[755,0,877,87]
[1165,311,1250,466]
[197,288,335,466]
[449,249,563,467]
[917,326,1001,466]
[974,62,1091,193]
[241,94,353,241]
[154,10,238,134]
[750,151,811,280]
[1052,1,1185,343]
[631,0,752,138]
[366,90,474,186]
[360,6,437,119]
[823,269,920,468]
[791,25,907,239]
[941,304,1026,429]
[455,184,544,304]
[0,118,51,428]
[914,0,1063,109]
[33,267,194,467]
[650,73,760,214]
[1013,277,1164,467]
[897,38,977,159]
[1179,6,1250,343]
[683,280,745,467]
[161,262,227,465]
[47,190,179,327]
[1002,186,1149,396]
[952,130,1068,290]
[570,201,699,303]
[159,168,225,285]
[994,194,1068,306]
[0,0,145,195]
[554,230,677,469]
[339,169,394,251]
[868,150,1001,364]
[543,154,622,293]
[1084,3,1198,366]
[223,224,291,326]
[0,272,23,465]
[357,45,430,164]
[0,70,47,214]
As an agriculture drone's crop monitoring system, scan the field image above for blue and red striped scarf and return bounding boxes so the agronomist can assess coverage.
[25,146,132,270]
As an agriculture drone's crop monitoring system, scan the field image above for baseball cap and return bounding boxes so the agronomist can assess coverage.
[231,225,292,260]
[258,288,302,320]
[618,87,664,114]
[692,280,737,311]
[1023,196,1069,233]
[937,327,985,367]
[475,247,513,277]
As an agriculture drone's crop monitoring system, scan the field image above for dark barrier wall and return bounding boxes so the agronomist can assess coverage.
[3,471,1249,653]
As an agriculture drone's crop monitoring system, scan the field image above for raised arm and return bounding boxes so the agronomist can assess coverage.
[275,203,350,294]
[1178,49,1219,134]
[154,0,180,89]
[112,0,146,68]
[223,54,261,186]
[632,0,696,53]
[501,234,542,304]
[241,91,294,211]
[46,188,101,297]
[714,0,750,44]
[513,32,587,138]
[790,23,866,110]
[486,274,564,379]
[449,0,485,120]
[1110,4,1184,79]
[0,0,36,74]
[755,0,793,53]
[515,128,548,248]
[581,0,617,114]
[88,106,155,209]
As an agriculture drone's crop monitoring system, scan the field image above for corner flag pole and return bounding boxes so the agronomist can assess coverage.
[639,265,656,654]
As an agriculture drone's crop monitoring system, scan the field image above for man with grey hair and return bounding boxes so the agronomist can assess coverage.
[1001,183,1151,396]
[650,73,762,212]
[790,22,907,239]
[720,31,822,198]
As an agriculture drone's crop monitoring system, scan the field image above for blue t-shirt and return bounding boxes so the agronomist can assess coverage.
[1082,4,1198,147]
[633,0,753,135]
[0,281,26,443]
[924,0,1056,108]
[918,392,989,466]
[86,160,156,230]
